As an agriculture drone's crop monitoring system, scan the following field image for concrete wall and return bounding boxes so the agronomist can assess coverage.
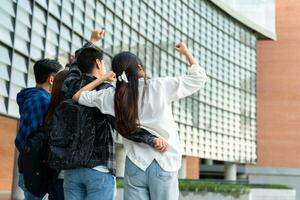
[116,188,295,200]
[246,166,300,200]
[250,175,300,200]
[257,0,300,168]
[251,189,295,200]
[218,0,276,34]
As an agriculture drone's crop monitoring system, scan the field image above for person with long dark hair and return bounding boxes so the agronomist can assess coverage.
[45,70,69,200]
[45,70,69,123]
[57,30,166,200]
[72,42,207,200]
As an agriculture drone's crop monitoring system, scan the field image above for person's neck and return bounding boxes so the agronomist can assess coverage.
[92,73,100,79]
[36,83,51,93]
[91,71,103,79]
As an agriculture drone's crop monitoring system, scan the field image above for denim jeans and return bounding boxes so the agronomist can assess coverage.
[124,157,179,200]
[18,173,47,200]
[64,168,116,200]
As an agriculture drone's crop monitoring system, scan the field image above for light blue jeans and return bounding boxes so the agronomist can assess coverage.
[124,157,179,200]
[64,168,116,200]
[18,173,47,200]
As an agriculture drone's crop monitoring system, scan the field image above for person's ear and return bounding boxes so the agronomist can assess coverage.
[137,64,145,77]
[48,74,55,86]
[95,59,102,69]
[137,64,144,72]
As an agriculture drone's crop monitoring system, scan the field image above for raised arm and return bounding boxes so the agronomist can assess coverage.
[62,30,106,99]
[74,30,105,57]
[160,42,208,103]
[175,42,198,65]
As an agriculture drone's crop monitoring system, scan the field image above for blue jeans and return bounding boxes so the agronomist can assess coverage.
[64,168,116,200]
[124,157,179,200]
[18,173,47,200]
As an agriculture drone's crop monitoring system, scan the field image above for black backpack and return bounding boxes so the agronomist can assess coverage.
[48,83,114,170]
[18,125,59,197]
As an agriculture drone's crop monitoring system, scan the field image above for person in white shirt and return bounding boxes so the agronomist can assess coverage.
[72,42,208,200]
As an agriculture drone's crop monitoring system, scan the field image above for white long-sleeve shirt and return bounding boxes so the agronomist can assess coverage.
[78,64,208,172]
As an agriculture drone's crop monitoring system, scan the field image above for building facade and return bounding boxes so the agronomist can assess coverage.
[0,0,272,194]
[255,0,300,199]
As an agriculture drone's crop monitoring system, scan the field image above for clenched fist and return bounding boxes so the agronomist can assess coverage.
[90,29,105,44]
[104,71,116,82]
[175,42,189,55]
[152,137,168,153]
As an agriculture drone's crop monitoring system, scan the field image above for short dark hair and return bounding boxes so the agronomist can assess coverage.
[33,59,63,83]
[77,47,103,73]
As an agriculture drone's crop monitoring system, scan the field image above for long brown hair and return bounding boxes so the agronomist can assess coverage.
[45,70,69,123]
[112,52,145,137]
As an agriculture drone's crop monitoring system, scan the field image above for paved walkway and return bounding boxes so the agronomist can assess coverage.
[0,194,10,200]
[0,192,10,200]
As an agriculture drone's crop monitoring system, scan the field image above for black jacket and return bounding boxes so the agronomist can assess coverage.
[50,43,156,175]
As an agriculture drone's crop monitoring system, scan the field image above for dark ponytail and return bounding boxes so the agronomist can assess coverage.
[112,52,143,137]
[45,70,69,123]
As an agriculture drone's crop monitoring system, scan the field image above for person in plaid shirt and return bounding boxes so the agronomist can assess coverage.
[15,31,106,200]
[15,59,63,200]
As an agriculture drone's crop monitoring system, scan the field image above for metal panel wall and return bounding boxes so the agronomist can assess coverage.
[0,0,257,163]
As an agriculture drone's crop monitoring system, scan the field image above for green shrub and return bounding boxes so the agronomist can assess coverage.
[178,180,250,194]
[116,178,291,195]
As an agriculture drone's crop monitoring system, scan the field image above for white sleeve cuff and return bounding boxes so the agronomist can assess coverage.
[188,63,201,74]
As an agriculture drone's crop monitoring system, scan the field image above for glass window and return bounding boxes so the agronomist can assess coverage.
[62,0,72,14]
[30,45,43,61]
[16,7,31,27]
[74,7,84,23]
[61,25,71,41]
[10,68,26,87]
[49,0,61,18]
[0,26,13,46]
[0,10,14,31]
[8,99,19,117]
[35,0,47,9]
[34,5,47,24]
[61,9,72,27]
[18,0,32,14]
[12,53,27,73]
[46,30,59,45]
[32,19,46,36]
[31,32,44,49]
[0,95,7,114]
[15,21,30,41]
[45,42,58,57]
[0,79,8,97]
[0,45,11,65]
[0,63,9,81]
[48,16,60,33]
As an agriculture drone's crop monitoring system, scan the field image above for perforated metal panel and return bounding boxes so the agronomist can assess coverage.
[0,0,257,164]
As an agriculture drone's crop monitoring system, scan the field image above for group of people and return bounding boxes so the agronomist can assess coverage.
[15,30,208,200]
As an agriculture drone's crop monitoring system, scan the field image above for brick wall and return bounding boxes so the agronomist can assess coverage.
[186,156,200,179]
[257,0,300,167]
[0,116,17,191]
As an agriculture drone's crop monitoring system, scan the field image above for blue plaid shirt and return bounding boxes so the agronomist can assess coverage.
[15,87,51,152]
